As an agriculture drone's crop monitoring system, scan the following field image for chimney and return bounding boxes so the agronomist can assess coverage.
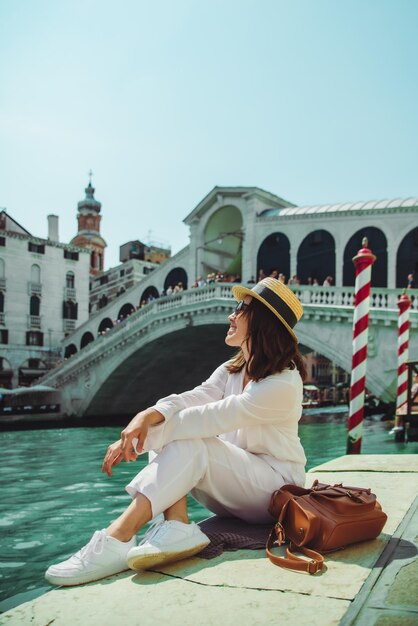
[47,214,59,242]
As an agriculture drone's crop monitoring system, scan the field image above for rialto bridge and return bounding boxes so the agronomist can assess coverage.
[40,186,418,417]
[42,283,418,418]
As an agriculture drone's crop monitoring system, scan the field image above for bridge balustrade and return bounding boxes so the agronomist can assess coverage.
[62,284,417,364]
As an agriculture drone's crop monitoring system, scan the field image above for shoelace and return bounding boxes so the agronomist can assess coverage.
[74,530,105,563]
[138,519,171,546]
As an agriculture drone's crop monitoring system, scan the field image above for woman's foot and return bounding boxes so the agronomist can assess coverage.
[45,529,136,586]
[127,520,210,570]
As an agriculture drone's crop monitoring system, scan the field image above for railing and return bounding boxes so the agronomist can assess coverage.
[62,284,418,353]
[290,285,418,311]
[28,315,41,329]
[0,312,4,325]
[0,278,6,291]
[28,282,42,295]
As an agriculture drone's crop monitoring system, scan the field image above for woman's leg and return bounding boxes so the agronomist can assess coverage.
[126,437,288,524]
[106,494,189,542]
[106,493,152,542]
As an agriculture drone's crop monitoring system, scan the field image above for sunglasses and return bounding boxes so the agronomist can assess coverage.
[234,300,250,314]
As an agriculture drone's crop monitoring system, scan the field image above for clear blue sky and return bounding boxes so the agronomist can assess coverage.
[1,0,417,268]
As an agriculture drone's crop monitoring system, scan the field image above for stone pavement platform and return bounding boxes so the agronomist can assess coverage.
[1,454,417,626]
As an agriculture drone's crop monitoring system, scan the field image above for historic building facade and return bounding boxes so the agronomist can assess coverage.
[0,211,90,387]
[184,188,418,289]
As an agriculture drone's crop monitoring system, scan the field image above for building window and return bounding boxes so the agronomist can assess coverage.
[0,237,5,247]
[0,329,8,344]
[26,331,43,346]
[31,264,41,283]
[28,242,45,254]
[0,292,4,313]
[30,295,40,316]
[63,300,78,320]
[120,269,125,277]
[66,272,75,288]
[64,249,79,261]
[100,275,109,285]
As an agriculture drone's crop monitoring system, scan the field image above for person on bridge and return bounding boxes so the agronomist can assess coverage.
[45,277,307,587]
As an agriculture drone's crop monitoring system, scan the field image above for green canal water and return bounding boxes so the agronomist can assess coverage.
[0,414,416,611]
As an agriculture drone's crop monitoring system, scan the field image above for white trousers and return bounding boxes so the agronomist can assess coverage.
[126,437,302,523]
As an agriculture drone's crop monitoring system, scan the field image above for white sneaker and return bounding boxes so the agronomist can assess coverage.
[127,520,210,570]
[45,529,136,586]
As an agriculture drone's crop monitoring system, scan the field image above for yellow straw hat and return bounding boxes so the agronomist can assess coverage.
[232,277,303,342]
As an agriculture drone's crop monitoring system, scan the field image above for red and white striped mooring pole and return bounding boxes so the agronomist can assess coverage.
[347,237,376,454]
[396,292,411,415]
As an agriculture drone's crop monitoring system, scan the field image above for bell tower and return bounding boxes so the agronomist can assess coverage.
[71,172,107,275]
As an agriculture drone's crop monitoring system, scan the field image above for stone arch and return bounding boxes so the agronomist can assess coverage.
[30,295,41,316]
[0,356,13,388]
[297,230,335,285]
[200,205,243,279]
[98,317,114,334]
[64,344,78,358]
[140,286,159,305]
[64,343,78,359]
[80,331,95,349]
[343,228,387,287]
[257,232,290,280]
[84,324,234,417]
[0,356,12,370]
[117,302,135,320]
[396,227,418,288]
[31,264,41,283]
[164,267,188,291]
[18,357,48,386]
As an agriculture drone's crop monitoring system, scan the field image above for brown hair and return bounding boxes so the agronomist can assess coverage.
[226,298,307,382]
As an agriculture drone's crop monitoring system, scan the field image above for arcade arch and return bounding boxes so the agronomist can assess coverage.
[396,227,418,288]
[18,358,48,386]
[98,318,114,334]
[140,286,159,305]
[201,205,243,278]
[117,303,135,320]
[64,343,78,359]
[164,267,188,291]
[80,332,95,349]
[0,356,13,388]
[297,230,335,284]
[257,232,290,279]
[343,228,387,287]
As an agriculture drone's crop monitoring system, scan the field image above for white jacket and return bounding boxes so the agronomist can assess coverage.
[143,362,307,474]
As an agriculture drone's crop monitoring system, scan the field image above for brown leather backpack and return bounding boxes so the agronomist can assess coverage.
[266,480,387,574]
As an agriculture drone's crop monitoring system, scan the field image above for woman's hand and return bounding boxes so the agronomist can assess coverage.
[120,408,164,459]
[101,439,135,476]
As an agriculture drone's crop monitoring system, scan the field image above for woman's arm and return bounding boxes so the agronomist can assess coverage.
[142,371,302,452]
[105,363,230,468]
[150,362,229,421]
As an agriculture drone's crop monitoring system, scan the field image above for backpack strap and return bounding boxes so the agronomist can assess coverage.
[266,526,325,575]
